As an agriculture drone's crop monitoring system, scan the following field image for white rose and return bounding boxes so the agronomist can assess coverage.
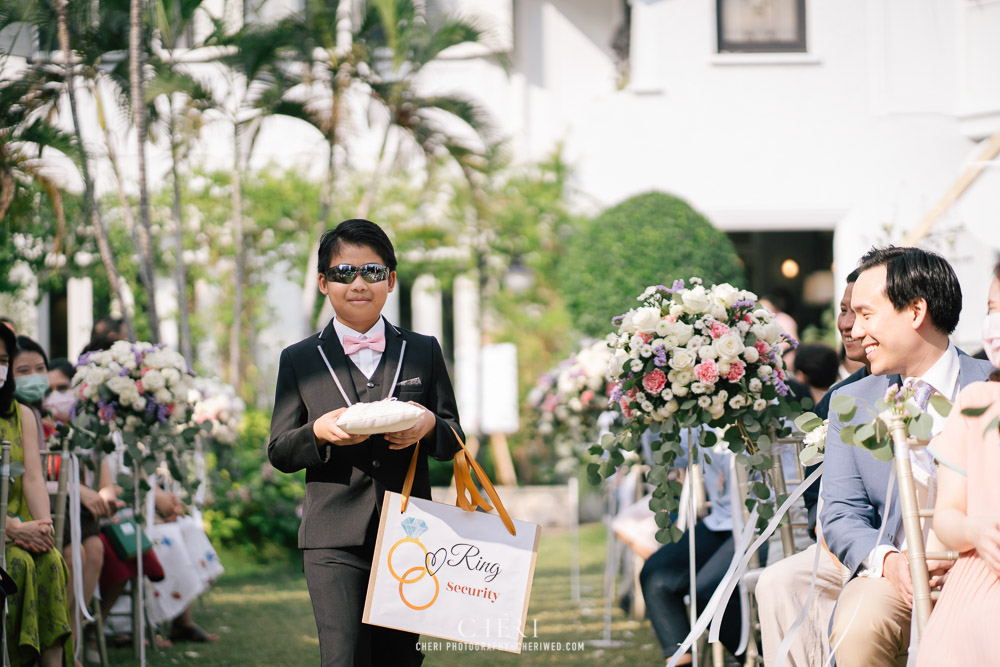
[664,399,679,415]
[749,378,763,394]
[134,397,147,411]
[154,388,172,404]
[714,332,745,360]
[753,398,768,412]
[668,348,696,370]
[673,369,694,386]
[757,365,773,379]
[708,403,726,420]
[630,359,644,372]
[743,347,760,363]
[750,324,767,340]
[698,345,717,360]
[632,307,662,334]
[619,309,640,334]
[652,338,667,349]
[712,283,740,307]
[142,369,165,392]
[718,361,731,375]
[716,390,729,403]
[709,303,727,320]
[737,321,751,334]
[672,323,694,346]
[691,382,709,394]
[672,384,689,397]
[697,396,712,408]
[162,367,181,387]
[609,349,630,377]
[729,395,747,409]
[669,304,685,318]
[106,375,135,396]
[630,334,646,349]
[752,309,771,322]
[763,321,784,345]
[655,320,671,336]
[681,285,711,313]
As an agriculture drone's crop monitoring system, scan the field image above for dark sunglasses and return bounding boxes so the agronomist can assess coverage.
[324,263,390,284]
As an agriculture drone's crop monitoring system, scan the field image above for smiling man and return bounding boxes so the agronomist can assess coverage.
[819,246,993,667]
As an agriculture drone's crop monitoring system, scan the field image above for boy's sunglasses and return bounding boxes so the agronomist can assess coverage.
[324,263,390,284]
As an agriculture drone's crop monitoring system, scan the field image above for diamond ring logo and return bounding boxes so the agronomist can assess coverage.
[388,518,439,611]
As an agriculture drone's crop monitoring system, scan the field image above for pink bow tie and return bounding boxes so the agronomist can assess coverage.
[342,334,386,355]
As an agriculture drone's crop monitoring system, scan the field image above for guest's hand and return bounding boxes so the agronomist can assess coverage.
[99,484,126,515]
[80,486,117,518]
[967,516,1000,575]
[883,551,914,607]
[314,408,369,447]
[155,490,186,522]
[383,403,435,450]
[11,519,55,553]
[926,558,955,589]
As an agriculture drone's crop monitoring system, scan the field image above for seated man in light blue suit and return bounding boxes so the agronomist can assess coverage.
[819,246,994,667]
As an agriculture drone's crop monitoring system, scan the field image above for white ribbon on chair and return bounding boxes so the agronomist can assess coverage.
[666,464,824,667]
[67,451,95,662]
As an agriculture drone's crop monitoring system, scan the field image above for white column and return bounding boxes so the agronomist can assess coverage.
[36,292,51,356]
[410,274,443,342]
[67,277,94,363]
[155,276,180,352]
[453,273,481,434]
[384,284,401,326]
[194,278,220,373]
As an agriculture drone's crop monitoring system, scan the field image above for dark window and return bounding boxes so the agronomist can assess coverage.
[717,0,806,53]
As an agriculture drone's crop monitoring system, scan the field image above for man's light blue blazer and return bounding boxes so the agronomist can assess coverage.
[819,351,994,577]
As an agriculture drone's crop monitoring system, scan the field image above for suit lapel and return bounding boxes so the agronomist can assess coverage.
[379,317,405,400]
[317,320,360,406]
[957,350,991,388]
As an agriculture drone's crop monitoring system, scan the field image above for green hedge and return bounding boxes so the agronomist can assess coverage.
[558,191,745,337]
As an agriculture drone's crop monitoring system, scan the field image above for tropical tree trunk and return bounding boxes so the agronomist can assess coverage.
[229,123,245,389]
[56,0,136,341]
[130,0,161,343]
[169,106,193,363]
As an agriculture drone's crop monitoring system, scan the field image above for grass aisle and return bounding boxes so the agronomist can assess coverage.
[105,523,660,666]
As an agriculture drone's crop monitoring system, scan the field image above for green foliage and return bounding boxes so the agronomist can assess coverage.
[558,191,745,338]
[202,408,305,559]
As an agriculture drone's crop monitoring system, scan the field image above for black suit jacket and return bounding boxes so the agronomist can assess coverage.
[267,317,464,549]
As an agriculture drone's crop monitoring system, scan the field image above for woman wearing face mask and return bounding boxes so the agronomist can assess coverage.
[917,261,1000,666]
[0,326,73,666]
[45,359,76,425]
[12,340,122,660]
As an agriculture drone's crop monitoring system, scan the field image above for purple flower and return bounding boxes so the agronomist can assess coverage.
[611,314,625,326]
[653,346,667,367]
[156,404,170,422]
[76,352,92,367]
[732,300,756,308]
[664,279,686,294]
[118,368,130,377]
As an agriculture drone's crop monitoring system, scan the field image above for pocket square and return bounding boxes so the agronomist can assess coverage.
[397,378,422,389]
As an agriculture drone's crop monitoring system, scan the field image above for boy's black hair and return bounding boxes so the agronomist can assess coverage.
[856,245,962,335]
[49,357,75,379]
[317,219,397,275]
[846,267,861,284]
[15,335,49,370]
[0,324,17,417]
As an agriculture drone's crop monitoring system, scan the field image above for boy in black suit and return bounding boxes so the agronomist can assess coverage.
[268,219,464,666]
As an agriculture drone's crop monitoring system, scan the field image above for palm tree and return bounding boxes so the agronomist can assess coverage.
[354,0,497,218]
[54,0,137,340]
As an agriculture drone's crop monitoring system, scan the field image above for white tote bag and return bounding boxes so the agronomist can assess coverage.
[363,428,540,653]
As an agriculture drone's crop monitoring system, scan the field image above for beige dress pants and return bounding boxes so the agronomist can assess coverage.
[757,543,845,666]
[829,576,911,667]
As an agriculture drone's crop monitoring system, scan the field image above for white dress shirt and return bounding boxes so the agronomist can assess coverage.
[332,317,385,380]
[860,343,960,578]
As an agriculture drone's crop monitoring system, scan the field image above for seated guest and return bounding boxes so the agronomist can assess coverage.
[793,343,840,407]
[0,325,72,666]
[11,336,54,439]
[44,358,76,425]
[757,271,868,666]
[640,429,766,663]
[916,261,1000,666]
[821,246,993,667]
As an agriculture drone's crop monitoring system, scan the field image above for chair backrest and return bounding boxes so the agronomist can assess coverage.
[39,449,70,552]
[886,415,958,641]
[1,442,10,567]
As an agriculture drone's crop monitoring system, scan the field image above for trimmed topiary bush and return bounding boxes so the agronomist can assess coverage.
[559,191,745,338]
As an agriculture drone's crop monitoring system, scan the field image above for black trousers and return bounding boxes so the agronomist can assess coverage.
[639,521,766,658]
[303,528,424,667]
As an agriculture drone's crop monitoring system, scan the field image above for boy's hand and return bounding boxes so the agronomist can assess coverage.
[314,408,370,447]
[384,403,436,450]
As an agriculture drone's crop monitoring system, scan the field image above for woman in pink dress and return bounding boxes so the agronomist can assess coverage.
[917,265,1000,666]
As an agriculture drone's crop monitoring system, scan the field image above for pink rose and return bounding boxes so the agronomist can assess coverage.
[709,322,730,339]
[642,369,667,394]
[755,341,771,356]
[581,390,595,405]
[541,394,558,413]
[727,360,746,382]
[619,397,635,420]
[694,360,719,384]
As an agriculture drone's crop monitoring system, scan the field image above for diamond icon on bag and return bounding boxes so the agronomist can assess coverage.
[401,517,428,539]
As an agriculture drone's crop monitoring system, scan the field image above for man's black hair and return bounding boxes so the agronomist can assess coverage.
[794,343,840,390]
[317,219,397,275]
[0,324,17,417]
[846,268,861,284]
[49,357,75,379]
[15,335,49,370]
[91,315,124,341]
[856,245,962,335]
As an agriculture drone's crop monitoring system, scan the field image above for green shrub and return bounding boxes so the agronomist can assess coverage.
[203,408,304,559]
[558,191,745,338]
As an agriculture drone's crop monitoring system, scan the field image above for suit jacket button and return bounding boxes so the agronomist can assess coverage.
[372,459,381,468]
[367,381,375,388]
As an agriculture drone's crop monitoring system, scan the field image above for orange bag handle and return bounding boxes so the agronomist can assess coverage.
[399,426,516,536]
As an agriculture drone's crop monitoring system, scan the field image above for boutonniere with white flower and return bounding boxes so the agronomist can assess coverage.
[793,412,828,466]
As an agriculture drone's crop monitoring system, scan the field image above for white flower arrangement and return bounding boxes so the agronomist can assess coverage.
[189,377,246,444]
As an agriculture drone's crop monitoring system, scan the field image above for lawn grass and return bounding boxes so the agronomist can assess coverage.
[102,523,661,666]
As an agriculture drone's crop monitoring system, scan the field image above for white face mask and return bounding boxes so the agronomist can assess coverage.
[0,365,7,386]
[43,389,76,419]
[983,312,1000,367]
